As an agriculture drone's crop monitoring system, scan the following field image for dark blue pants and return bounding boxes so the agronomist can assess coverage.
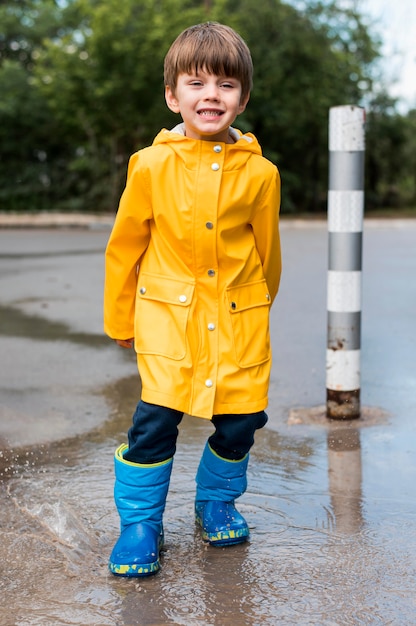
[123,400,268,464]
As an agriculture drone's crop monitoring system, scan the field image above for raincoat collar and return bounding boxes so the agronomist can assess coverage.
[166,122,252,145]
[152,123,263,166]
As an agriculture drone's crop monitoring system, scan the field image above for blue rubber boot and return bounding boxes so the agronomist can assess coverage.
[109,444,172,577]
[195,443,250,546]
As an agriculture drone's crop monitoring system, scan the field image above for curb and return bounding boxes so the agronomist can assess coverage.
[0,212,114,229]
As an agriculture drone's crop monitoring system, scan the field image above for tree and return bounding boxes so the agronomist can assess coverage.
[0,0,63,69]
[401,108,416,207]
[0,0,68,211]
[2,0,405,214]
[365,93,409,209]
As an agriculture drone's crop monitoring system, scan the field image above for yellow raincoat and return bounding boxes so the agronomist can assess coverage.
[104,124,281,419]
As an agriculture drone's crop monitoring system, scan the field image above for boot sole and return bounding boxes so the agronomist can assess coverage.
[196,516,250,546]
[109,559,160,577]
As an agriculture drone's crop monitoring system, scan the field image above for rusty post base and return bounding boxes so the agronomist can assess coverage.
[326,389,360,420]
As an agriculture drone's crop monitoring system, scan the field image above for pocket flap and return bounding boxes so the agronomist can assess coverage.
[137,273,195,306]
[226,279,271,313]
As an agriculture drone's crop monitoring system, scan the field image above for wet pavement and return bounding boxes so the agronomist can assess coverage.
[0,220,415,625]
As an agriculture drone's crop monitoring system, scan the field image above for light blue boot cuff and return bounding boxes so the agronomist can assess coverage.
[114,444,173,531]
[195,443,248,503]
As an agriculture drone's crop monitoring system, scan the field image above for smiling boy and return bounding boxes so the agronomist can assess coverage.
[104,22,281,577]
[165,69,248,143]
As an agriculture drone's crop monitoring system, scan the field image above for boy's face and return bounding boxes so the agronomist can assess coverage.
[165,69,249,144]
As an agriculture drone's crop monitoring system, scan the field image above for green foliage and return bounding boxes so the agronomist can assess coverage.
[0,0,414,213]
[0,0,63,69]
[366,93,415,208]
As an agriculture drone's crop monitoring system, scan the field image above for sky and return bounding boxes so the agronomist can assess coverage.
[360,0,416,110]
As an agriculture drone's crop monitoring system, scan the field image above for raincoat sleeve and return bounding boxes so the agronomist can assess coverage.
[251,167,282,304]
[104,152,152,339]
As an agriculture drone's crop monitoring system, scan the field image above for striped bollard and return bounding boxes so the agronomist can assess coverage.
[326,105,366,419]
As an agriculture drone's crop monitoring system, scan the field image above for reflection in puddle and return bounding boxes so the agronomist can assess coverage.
[327,428,363,534]
[1,385,415,625]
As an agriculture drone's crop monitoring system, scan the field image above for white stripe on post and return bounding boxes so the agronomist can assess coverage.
[326,105,365,419]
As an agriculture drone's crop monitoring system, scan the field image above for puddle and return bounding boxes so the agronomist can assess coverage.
[1,393,416,626]
[0,304,108,346]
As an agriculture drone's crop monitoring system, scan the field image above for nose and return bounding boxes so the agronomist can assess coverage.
[203,82,220,100]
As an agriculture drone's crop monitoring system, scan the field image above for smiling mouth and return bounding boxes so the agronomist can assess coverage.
[198,109,223,116]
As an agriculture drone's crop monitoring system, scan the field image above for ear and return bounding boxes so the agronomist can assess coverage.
[237,93,250,115]
[165,86,180,114]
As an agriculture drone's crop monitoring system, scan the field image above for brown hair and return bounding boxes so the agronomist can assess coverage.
[164,22,253,101]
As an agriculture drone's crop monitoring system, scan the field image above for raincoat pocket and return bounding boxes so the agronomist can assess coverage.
[135,273,195,360]
[226,279,271,368]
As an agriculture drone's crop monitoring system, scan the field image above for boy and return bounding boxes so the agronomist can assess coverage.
[104,21,281,577]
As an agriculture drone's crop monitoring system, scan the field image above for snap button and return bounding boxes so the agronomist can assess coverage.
[139,287,146,295]
[231,301,237,310]
[206,221,214,229]
[211,163,220,171]
[208,323,215,331]
[207,269,215,277]
[213,145,222,153]
[266,293,270,300]
[178,295,187,303]
[205,379,213,388]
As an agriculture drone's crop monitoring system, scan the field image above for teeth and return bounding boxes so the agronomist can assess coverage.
[199,110,221,116]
